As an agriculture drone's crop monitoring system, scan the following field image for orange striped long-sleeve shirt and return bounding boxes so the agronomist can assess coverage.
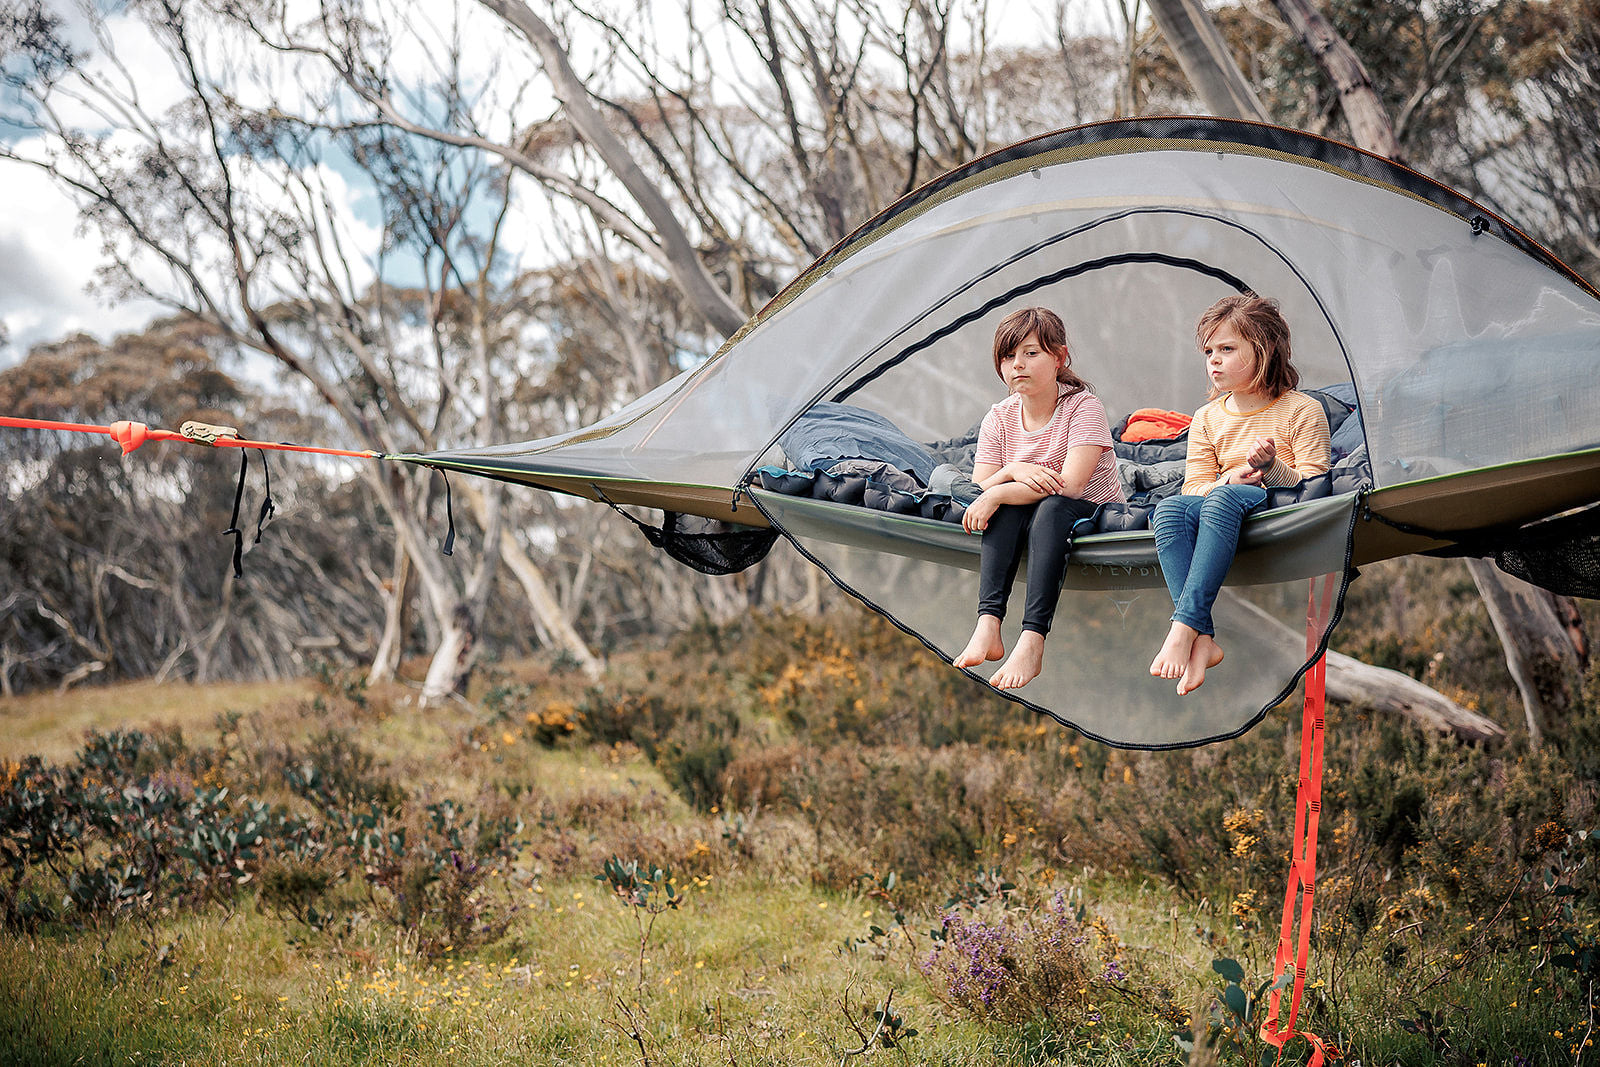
[1181,391,1331,496]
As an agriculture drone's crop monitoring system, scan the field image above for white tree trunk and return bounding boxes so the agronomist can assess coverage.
[418,491,505,707]
[1463,558,1583,749]
[462,483,603,680]
[1269,0,1405,160]
[496,528,603,679]
[421,604,476,707]
[1324,649,1504,743]
[366,549,411,687]
[1145,0,1270,120]
[477,0,747,338]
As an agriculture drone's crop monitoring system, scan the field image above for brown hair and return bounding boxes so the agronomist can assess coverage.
[1195,293,1298,399]
[991,307,1090,394]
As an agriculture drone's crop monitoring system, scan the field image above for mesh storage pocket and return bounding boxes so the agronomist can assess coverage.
[1494,504,1600,599]
[640,512,780,575]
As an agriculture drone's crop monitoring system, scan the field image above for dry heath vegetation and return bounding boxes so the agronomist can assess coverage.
[2,557,1599,1065]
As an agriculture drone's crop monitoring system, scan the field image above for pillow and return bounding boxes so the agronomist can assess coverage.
[1303,383,1366,460]
[777,402,939,484]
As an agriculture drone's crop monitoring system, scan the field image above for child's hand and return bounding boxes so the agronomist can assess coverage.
[962,490,1001,534]
[1222,464,1265,486]
[1246,436,1277,471]
[1005,462,1065,495]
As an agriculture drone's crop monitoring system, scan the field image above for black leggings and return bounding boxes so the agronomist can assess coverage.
[976,494,1098,635]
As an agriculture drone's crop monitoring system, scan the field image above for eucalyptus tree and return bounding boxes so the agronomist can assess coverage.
[1484,0,1600,279]
[11,0,1587,731]
[0,0,546,701]
[0,320,391,693]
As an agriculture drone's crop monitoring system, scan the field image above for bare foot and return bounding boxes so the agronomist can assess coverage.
[954,615,1005,669]
[1150,621,1199,680]
[992,630,1046,690]
[1176,634,1225,696]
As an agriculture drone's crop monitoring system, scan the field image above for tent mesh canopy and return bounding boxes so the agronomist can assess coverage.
[416,119,1600,749]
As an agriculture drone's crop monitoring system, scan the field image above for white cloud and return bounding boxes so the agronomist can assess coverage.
[0,160,166,364]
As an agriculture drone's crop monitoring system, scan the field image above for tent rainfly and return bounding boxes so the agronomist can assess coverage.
[405,117,1600,750]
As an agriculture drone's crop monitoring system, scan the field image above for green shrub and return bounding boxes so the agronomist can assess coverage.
[281,728,407,813]
[0,732,319,929]
[350,795,523,955]
[257,855,341,929]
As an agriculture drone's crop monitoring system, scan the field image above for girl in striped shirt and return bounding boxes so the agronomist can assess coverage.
[1149,293,1331,695]
[953,307,1124,690]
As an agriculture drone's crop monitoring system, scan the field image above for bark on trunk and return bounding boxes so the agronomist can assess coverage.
[1270,0,1406,160]
[465,484,603,680]
[367,548,412,687]
[421,602,478,707]
[1324,650,1505,744]
[1463,558,1583,749]
[1145,0,1270,120]
[418,476,507,706]
[500,533,602,678]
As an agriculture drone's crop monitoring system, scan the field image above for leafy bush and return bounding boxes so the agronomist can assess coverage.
[280,728,407,813]
[596,855,683,996]
[0,724,530,957]
[0,731,316,930]
[257,854,341,929]
[344,795,523,956]
[1174,958,1294,1064]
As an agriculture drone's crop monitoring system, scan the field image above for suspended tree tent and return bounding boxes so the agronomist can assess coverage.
[408,116,1600,750]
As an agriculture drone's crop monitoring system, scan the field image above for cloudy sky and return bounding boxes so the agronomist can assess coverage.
[0,165,166,364]
[1,5,199,365]
[0,5,374,367]
[0,0,672,367]
[0,0,1088,370]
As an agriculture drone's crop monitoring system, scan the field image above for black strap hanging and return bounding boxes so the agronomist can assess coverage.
[222,450,249,578]
[591,485,660,543]
[221,449,276,578]
[440,470,455,557]
[253,449,275,544]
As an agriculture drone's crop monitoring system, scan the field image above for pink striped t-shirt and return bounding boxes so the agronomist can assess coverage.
[974,386,1124,504]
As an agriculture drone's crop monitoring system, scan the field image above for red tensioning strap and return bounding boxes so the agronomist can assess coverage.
[0,415,381,460]
[0,415,110,436]
[1260,574,1340,1066]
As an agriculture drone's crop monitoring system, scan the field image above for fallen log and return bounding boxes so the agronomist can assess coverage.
[1222,591,1506,743]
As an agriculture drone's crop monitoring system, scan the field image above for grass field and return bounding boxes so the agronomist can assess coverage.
[2,590,1597,1065]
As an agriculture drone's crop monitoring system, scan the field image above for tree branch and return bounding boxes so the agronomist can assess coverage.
[477,0,748,338]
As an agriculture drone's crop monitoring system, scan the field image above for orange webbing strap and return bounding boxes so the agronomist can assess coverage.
[1260,573,1341,1066]
[0,415,381,460]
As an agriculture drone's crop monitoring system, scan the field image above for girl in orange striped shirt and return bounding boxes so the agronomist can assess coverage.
[1149,294,1330,695]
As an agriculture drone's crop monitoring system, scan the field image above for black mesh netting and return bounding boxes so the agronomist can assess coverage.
[636,512,779,575]
[1494,504,1600,599]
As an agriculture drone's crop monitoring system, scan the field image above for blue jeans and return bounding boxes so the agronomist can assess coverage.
[1151,485,1267,635]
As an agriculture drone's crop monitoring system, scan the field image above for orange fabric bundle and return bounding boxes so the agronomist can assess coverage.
[1120,408,1192,442]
